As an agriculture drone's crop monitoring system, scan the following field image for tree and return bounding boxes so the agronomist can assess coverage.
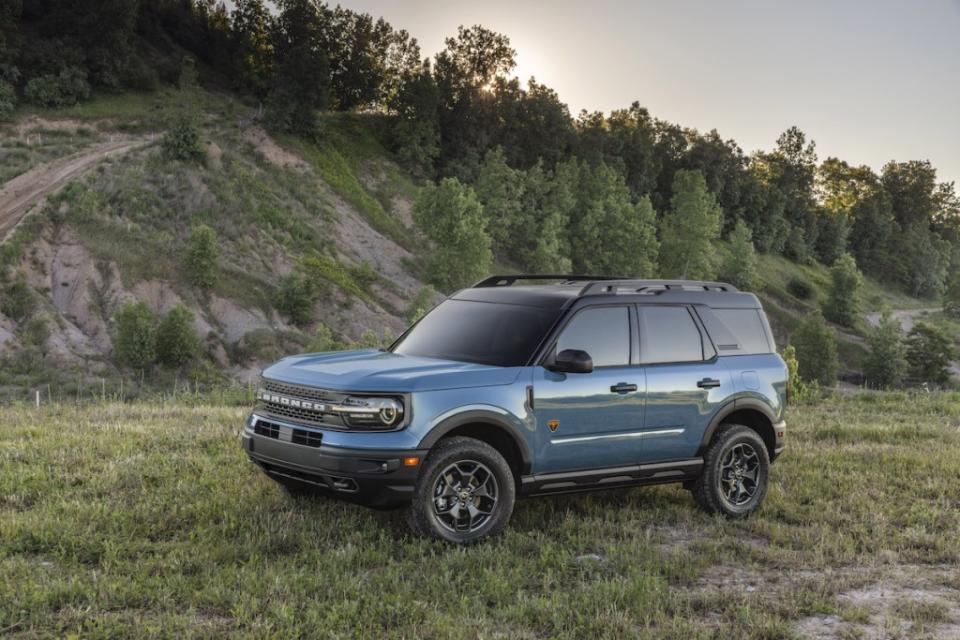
[863,311,907,389]
[156,304,200,368]
[905,322,955,386]
[412,178,492,291]
[162,118,205,162]
[229,0,274,95]
[944,271,960,319]
[475,147,526,258]
[1,273,34,322]
[114,301,156,369]
[791,310,838,387]
[388,60,440,173]
[721,219,758,290]
[824,253,862,328]
[184,225,219,289]
[659,169,721,279]
[406,286,438,323]
[274,273,316,326]
[518,160,574,273]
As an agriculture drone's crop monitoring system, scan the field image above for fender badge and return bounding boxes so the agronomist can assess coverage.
[547,420,560,432]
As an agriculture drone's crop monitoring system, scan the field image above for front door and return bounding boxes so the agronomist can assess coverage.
[636,305,731,462]
[533,305,646,473]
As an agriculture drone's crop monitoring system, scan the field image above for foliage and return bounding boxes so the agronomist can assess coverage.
[184,225,219,289]
[412,178,492,292]
[824,253,862,328]
[161,118,205,162]
[1,273,34,322]
[791,310,838,387]
[659,169,721,280]
[114,301,156,369]
[305,323,344,352]
[905,321,955,386]
[782,344,819,404]
[863,311,907,389]
[155,304,201,368]
[273,273,316,326]
[406,285,437,324]
[721,220,758,290]
[944,271,960,319]
[786,276,814,300]
[0,79,14,119]
[23,66,90,107]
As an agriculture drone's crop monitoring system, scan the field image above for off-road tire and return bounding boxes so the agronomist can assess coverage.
[691,423,770,518]
[406,436,516,544]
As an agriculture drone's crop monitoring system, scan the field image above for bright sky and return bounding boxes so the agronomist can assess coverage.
[337,0,960,187]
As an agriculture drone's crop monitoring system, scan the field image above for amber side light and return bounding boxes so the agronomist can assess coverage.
[403,456,420,467]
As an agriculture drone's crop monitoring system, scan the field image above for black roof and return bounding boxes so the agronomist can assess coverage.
[453,275,761,310]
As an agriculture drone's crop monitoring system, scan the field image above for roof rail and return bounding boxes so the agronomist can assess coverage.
[472,274,628,288]
[580,279,738,296]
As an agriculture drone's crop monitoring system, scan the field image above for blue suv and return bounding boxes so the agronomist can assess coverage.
[244,276,787,543]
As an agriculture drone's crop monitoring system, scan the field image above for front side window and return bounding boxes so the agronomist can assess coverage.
[391,299,560,367]
[555,306,630,367]
[639,306,704,364]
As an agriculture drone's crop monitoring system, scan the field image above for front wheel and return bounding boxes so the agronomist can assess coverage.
[406,436,516,544]
[690,423,770,518]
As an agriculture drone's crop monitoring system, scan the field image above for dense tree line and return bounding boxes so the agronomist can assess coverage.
[2,1,959,301]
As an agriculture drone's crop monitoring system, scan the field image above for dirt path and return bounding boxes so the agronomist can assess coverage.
[864,307,940,332]
[0,138,152,242]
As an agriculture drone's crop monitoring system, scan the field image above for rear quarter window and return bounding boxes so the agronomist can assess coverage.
[698,307,773,355]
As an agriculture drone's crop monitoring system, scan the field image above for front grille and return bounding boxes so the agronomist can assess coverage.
[257,379,349,428]
[261,380,347,403]
[254,418,323,448]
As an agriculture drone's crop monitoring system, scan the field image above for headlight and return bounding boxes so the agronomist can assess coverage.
[340,396,404,429]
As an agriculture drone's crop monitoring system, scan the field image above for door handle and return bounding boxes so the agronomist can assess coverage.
[697,378,721,389]
[610,382,638,394]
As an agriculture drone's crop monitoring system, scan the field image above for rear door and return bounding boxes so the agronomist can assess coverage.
[636,305,730,463]
[533,305,646,473]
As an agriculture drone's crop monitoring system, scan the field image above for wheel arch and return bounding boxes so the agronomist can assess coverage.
[699,398,777,460]
[418,410,533,479]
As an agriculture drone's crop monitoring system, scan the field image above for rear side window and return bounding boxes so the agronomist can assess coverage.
[639,306,704,364]
[556,306,630,367]
[698,307,772,355]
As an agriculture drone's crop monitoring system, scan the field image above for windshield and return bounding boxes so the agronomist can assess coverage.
[391,299,560,367]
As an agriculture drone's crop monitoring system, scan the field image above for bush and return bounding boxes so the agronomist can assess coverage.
[824,253,863,328]
[0,80,16,120]
[905,321,955,386]
[782,344,820,404]
[184,225,219,289]
[20,316,50,351]
[274,274,316,326]
[720,220,758,290]
[161,118,205,162]
[306,324,344,352]
[791,310,838,387]
[114,301,157,369]
[863,311,907,389]
[786,277,814,300]
[1,274,36,322]
[406,285,438,324]
[156,305,201,368]
[24,67,90,107]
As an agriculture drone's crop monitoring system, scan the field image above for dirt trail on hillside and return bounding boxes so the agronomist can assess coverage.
[865,308,940,333]
[0,138,151,242]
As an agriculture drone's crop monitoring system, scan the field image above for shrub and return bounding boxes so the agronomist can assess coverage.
[114,301,157,369]
[184,225,220,289]
[161,118,205,162]
[720,220,758,290]
[791,310,838,387]
[782,344,820,404]
[786,277,814,300]
[824,253,863,328]
[863,311,907,389]
[24,67,90,107]
[1,274,36,322]
[306,324,345,352]
[905,321,955,386]
[156,304,201,368]
[274,274,316,326]
[405,285,438,324]
[20,316,50,351]
[0,80,16,120]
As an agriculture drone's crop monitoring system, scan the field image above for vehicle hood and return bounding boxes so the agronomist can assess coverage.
[262,349,523,392]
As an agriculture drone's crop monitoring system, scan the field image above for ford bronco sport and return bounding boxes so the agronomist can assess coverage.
[244,276,787,544]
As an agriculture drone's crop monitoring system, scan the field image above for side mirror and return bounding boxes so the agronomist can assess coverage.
[551,349,594,374]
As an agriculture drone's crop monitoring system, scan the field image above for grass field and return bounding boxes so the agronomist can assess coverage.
[2,394,959,639]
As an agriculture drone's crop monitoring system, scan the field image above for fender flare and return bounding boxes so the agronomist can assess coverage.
[418,409,534,475]
[698,397,777,453]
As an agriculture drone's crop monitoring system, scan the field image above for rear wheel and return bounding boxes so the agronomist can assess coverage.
[406,436,516,544]
[691,423,769,518]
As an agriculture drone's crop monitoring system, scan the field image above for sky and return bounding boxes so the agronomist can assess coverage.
[333,0,960,187]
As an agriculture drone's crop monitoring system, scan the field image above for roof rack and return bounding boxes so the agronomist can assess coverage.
[472,274,628,288]
[580,279,738,296]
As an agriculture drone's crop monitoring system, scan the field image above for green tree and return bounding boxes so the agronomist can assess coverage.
[156,304,200,368]
[782,344,818,404]
[406,285,438,324]
[721,219,758,290]
[0,79,14,119]
[824,253,862,328]
[659,169,721,279]
[274,273,316,326]
[388,60,440,173]
[162,118,205,162]
[184,225,219,289]
[519,160,574,273]
[944,271,960,319]
[412,178,492,291]
[863,311,907,389]
[114,301,156,369]
[905,322,955,386]
[792,310,838,387]
[1,273,35,322]
[475,147,526,258]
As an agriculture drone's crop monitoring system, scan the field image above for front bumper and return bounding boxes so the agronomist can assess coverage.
[772,419,786,461]
[243,415,428,509]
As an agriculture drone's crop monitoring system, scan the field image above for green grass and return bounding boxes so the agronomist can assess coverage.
[3,393,960,638]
